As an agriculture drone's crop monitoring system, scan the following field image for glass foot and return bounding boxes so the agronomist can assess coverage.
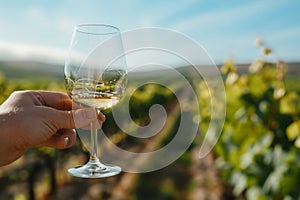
[68,158,121,178]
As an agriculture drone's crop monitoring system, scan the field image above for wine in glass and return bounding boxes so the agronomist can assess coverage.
[64,24,127,178]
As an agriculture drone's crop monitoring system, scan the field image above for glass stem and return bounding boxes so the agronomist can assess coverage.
[90,120,99,161]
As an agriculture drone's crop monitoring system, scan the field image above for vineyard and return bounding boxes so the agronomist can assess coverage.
[1,46,300,199]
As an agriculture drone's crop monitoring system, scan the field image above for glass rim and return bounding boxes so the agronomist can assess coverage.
[75,23,120,35]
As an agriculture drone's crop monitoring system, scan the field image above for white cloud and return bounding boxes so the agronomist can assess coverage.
[57,18,79,33]
[0,0,298,65]
[26,6,44,19]
[171,1,275,33]
[0,41,67,64]
[139,0,198,26]
[266,27,300,42]
[263,27,300,61]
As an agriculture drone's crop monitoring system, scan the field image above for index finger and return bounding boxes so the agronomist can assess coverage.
[35,91,73,111]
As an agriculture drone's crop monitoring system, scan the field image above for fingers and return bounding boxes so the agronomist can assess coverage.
[97,110,106,122]
[30,91,107,129]
[34,91,73,110]
[42,109,106,149]
[42,129,77,149]
[72,108,103,129]
[49,108,105,130]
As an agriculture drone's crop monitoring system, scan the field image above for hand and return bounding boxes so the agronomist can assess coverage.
[0,90,105,166]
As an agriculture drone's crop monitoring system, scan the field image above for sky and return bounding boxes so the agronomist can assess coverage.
[0,0,299,65]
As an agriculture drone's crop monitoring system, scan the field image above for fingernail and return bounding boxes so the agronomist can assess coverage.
[99,112,106,121]
[64,137,70,147]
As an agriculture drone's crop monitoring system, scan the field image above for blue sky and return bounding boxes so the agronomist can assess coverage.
[0,0,299,64]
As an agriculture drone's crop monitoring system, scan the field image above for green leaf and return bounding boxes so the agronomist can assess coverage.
[229,170,247,195]
[248,74,268,98]
[280,92,300,114]
[249,59,264,73]
[246,187,269,200]
[263,47,272,55]
[294,136,300,148]
[286,121,300,141]
[226,72,239,85]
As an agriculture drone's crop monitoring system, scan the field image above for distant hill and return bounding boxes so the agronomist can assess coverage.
[0,60,299,80]
[232,62,300,77]
[0,61,63,79]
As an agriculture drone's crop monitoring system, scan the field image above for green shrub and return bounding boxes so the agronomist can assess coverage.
[212,43,300,199]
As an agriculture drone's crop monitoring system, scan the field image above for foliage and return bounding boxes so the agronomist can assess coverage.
[211,43,300,199]
[0,69,198,199]
[1,41,300,199]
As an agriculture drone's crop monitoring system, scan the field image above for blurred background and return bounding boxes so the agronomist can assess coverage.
[1,0,300,199]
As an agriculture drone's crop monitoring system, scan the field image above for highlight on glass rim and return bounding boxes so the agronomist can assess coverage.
[0,1,300,199]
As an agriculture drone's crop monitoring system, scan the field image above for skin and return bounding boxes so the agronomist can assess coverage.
[0,90,105,167]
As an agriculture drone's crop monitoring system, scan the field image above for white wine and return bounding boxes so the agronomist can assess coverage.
[65,71,126,110]
[74,95,119,110]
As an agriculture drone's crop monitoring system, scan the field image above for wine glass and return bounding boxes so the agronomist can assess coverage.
[64,24,127,178]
